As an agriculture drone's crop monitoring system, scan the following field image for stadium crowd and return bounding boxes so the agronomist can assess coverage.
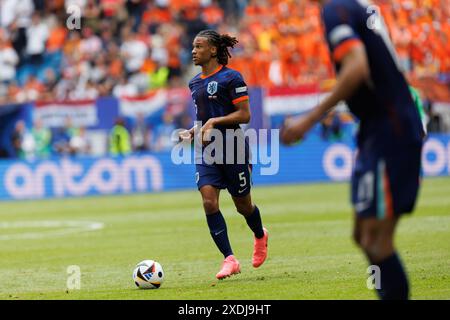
[1,0,449,159]
[0,0,449,104]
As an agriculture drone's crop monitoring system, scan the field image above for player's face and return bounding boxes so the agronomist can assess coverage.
[192,36,217,66]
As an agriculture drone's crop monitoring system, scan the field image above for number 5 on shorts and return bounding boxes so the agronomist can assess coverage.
[239,171,247,187]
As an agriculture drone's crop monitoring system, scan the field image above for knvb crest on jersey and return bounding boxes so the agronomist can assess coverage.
[207,81,218,95]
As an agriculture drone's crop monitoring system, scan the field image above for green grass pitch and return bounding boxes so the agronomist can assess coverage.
[0,177,449,300]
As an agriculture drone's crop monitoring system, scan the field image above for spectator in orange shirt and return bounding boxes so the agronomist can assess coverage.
[142,1,172,33]
[169,0,198,14]
[101,0,125,17]
[46,19,67,53]
[202,0,224,29]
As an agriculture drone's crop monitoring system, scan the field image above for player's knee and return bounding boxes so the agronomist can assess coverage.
[361,240,391,262]
[202,198,219,214]
[359,233,376,254]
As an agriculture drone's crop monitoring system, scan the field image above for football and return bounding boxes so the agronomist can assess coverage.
[132,260,164,289]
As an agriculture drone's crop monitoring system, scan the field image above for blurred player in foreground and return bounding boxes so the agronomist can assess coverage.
[179,30,268,279]
[281,0,424,299]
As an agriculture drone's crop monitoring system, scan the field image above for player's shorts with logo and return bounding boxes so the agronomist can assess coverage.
[196,163,253,197]
[196,135,252,197]
[351,135,423,219]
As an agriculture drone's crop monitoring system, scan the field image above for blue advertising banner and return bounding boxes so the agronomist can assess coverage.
[0,134,449,201]
[0,153,195,200]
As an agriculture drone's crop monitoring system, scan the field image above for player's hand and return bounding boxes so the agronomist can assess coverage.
[178,129,193,142]
[200,119,216,145]
[280,115,314,145]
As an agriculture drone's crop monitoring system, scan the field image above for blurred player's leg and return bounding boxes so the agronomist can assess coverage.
[351,138,421,299]
[354,217,409,300]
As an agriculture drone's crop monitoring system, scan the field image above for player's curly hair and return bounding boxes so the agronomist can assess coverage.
[197,30,238,66]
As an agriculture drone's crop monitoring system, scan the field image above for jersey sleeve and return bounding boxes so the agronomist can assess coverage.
[228,71,249,105]
[322,3,364,63]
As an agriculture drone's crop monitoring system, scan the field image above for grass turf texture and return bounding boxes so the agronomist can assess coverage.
[0,177,449,300]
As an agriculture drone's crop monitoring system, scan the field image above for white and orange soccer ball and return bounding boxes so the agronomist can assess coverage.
[132,260,164,289]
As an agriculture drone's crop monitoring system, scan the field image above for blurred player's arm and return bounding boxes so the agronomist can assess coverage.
[280,43,369,144]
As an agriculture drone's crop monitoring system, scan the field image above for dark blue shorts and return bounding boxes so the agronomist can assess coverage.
[351,142,423,219]
[196,163,253,197]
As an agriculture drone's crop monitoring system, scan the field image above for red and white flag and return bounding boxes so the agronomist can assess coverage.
[119,89,168,118]
[263,86,329,116]
[34,100,97,127]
